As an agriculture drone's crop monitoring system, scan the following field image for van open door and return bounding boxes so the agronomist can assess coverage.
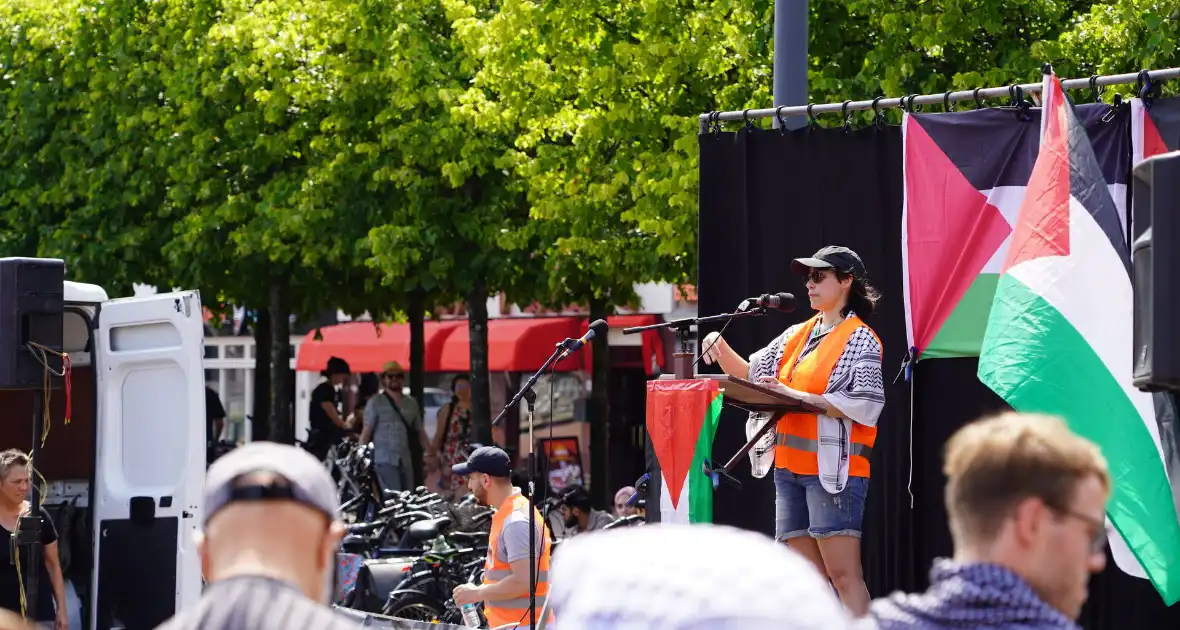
[93,291,206,630]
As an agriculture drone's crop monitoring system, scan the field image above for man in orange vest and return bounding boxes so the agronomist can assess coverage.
[451,446,552,628]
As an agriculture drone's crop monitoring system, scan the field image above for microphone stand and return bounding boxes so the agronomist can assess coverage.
[493,338,577,629]
[621,307,769,379]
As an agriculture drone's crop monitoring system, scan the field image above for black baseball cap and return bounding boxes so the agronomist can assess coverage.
[790,245,867,279]
[452,445,512,478]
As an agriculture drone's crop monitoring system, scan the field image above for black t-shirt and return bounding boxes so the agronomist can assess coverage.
[0,506,59,621]
[309,382,343,444]
[205,386,227,443]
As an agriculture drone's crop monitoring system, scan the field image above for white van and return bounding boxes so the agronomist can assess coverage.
[0,281,205,630]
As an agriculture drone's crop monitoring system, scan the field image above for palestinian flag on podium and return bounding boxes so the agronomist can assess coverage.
[645,379,722,524]
[977,67,1180,605]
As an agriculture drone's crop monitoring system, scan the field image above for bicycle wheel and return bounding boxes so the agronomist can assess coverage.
[381,590,447,621]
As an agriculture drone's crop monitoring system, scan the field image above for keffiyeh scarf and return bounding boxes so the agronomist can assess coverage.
[869,560,1082,630]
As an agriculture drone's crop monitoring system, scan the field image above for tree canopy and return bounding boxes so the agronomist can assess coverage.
[3,0,1178,443]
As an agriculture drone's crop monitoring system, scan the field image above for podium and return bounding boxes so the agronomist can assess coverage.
[645,374,822,525]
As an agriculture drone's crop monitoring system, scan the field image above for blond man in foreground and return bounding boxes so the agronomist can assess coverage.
[865,411,1110,630]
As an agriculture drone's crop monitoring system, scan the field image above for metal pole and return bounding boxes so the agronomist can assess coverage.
[701,67,1180,130]
[773,0,808,130]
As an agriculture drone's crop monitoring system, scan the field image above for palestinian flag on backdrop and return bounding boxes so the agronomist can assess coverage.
[645,380,722,524]
[901,100,1129,362]
[977,68,1180,605]
[1131,94,1180,166]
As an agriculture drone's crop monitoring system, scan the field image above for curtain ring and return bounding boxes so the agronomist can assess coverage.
[944,90,954,112]
[1137,70,1152,98]
[841,100,853,131]
[807,103,818,128]
[871,96,886,128]
[1089,75,1104,103]
[742,109,755,130]
[775,105,788,132]
[1008,85,1024,107]
[973,87,984,109]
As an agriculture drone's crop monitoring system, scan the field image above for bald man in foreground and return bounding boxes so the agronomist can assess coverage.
[154,442,360,630]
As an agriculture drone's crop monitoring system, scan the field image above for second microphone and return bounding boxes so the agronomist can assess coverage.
[741,292,796,313]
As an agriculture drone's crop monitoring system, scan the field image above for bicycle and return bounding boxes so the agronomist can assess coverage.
[380,534,487,622]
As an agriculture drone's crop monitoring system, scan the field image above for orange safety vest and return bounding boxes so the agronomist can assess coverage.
[483,493,553,628]
[774,314,880,478]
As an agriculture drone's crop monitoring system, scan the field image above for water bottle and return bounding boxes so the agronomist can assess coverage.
[460,602,481,628]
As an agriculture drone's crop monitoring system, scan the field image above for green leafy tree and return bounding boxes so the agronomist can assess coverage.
[0,0,180,292]
[1036,0,1180,95]
[352,0,544,446]
[153,0,417,441]
[2,0,409,441]
[443,0,781,501]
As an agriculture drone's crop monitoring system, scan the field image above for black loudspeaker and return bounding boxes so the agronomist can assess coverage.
[0,257,65,391]
[1131,153,1180,392]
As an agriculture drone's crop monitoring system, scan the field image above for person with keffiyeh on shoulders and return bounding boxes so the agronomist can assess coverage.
[701,245,885,617]
[860,411,1108,630]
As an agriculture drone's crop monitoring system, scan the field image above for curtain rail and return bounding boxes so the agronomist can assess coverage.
[699,67,1180,132]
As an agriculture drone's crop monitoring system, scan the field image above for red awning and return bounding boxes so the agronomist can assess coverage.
[438,317,587,373]
[437,315,667,374]
[295,320,464,373]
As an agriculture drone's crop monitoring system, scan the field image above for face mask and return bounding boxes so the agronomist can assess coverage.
[564,511,579,528]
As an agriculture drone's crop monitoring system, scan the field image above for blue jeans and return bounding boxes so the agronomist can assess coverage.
[774,468,868,541]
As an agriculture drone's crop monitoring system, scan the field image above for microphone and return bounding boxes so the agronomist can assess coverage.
[559,319,609,360]
[739,292,796,313]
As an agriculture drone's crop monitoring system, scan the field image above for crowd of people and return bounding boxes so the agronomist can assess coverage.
[160,406,1111,630]
[0,244,1120,629]
[0,398,1117,630]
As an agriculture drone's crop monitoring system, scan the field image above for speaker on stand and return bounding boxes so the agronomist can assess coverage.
[0,257,66,623]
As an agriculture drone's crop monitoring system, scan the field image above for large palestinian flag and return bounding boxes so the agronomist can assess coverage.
[977,68,1180,605]
[901,101,1129,361]
[645,380,722,524]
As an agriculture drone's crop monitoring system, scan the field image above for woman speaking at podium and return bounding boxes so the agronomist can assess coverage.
[701,245,884,616]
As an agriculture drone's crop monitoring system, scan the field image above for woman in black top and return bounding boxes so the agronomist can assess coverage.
[0,450,66,629]
[305,357,353,461]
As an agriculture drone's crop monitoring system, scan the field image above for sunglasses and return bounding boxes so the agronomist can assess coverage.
[383,373,405,379]
[805,269,832,284]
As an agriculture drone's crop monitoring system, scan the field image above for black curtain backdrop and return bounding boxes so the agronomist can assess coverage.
[696,124,1179,629]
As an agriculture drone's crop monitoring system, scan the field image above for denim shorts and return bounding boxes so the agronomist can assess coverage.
[774,468,868,541]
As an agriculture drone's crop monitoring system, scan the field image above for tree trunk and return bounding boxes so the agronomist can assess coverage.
[251,307,272,442]
[408,290,426,410]
[269,278,293,444]
[588,297,612,507]
[504,373,522,470]
[467,280,493,447]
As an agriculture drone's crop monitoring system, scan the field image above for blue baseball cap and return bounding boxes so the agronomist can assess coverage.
[452,445,512,478]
